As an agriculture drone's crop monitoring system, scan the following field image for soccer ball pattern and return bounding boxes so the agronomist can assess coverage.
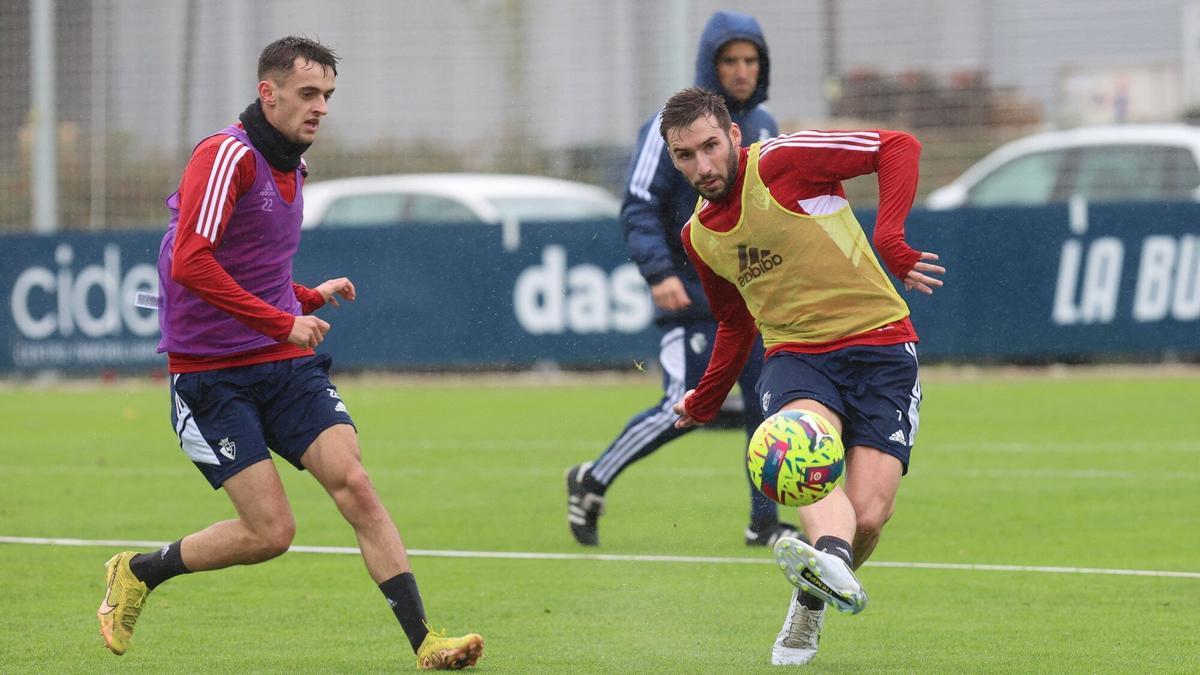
[747,409,845,507]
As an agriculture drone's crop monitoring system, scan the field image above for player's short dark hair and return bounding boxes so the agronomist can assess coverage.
[257,36,339,82]
[659,87,732,143]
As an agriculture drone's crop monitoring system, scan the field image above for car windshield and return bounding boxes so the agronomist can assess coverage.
[967,150,1065,207]
[1066,145,1200,203]
[487,196,618,222]
[964,142,1200,208]
[319,193,483,226]
[320,193,408,226]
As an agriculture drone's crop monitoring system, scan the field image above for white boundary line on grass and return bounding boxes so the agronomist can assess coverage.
[3,535,1199,580]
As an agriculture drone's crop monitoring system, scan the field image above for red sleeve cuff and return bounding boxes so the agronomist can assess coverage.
[265,314,296,343]
[293,283,326,315]
[878,242,922,279]
[683,397,716,425]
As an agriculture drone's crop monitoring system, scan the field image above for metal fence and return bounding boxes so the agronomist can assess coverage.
[2,0,1193,232]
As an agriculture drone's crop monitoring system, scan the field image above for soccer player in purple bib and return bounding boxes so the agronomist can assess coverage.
[96,36,483,670]
[663,87,944,665]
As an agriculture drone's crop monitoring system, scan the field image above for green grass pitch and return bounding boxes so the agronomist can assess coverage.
[1,370,1198,672]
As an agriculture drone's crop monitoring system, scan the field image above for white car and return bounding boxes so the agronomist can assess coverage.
[300,173,619,228]
[925,124,1200,210]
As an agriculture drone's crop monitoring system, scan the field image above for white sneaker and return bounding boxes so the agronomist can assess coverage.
[772,589,824,665]
[773,536,867,614]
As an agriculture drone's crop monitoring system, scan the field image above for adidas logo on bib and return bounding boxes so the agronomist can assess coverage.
[737,245,784,287]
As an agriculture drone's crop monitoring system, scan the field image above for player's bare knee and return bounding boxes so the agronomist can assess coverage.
[261,526,295,560]
[854,504,894,539]
[342,467,376,501]
[336,468,385,521]
[246,513,295,560]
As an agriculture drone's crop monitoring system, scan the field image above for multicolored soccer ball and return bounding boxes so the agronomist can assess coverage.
[747,409,845,507]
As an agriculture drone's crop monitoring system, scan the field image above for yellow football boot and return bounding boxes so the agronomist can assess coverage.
[415,626,484,670]
[97,551,149,655]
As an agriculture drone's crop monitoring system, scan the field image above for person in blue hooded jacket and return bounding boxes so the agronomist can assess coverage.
[566,10,799,548]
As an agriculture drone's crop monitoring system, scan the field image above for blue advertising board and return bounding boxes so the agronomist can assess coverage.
[1,202,1197,374]
[292,220,656,369]
[3,231,163,372]
[0,220,657,373]
[892,201,1200,360]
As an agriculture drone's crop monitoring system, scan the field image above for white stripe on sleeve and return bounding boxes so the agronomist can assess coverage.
[195,136,239,239]
[629,111,665,202]
[760,139,881,157]
[196,137,249,242]
[760,131,880,157]
[203,145,250,242]
[765,130,880,144]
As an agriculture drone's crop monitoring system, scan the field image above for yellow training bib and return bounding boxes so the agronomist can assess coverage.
[688,143,909,347]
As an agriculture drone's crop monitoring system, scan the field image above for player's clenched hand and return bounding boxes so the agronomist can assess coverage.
[903,251,946,295]
[288,315,330,349]
[316,277,356,308]
[672,389,704,429]
[651,276,692,312]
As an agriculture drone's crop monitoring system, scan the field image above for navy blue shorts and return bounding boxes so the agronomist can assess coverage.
[168,354,356,489]
[756,343,922,473]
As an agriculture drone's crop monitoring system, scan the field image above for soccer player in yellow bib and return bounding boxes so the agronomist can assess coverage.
[664,87,945,666]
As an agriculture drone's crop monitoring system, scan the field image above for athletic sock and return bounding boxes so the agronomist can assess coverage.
[814,535,854,568]
[797,536,855,611]
[797,590,825,610]
[380,572,429,652]
[129,540,191,591]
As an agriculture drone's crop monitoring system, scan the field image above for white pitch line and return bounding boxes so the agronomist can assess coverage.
[2,535,1198,580]
[864,561,1200,579]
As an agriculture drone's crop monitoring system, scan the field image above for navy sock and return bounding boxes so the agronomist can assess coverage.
[380,573,429,652]
[129,540,190,591]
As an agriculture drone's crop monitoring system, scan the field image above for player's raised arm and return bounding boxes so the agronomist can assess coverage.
[871,131,944,293]
[759,129,944,292]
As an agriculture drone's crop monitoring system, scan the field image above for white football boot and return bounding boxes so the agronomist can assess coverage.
[773,536,867,615]
[771,589,825,666]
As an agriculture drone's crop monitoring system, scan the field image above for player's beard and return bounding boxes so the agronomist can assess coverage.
[695,144,739,202]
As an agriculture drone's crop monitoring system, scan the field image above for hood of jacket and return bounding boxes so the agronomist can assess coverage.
[694,10,770,115]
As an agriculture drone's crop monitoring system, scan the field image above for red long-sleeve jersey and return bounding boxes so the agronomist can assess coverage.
[167,127,325,372]
[681,130,922,423]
